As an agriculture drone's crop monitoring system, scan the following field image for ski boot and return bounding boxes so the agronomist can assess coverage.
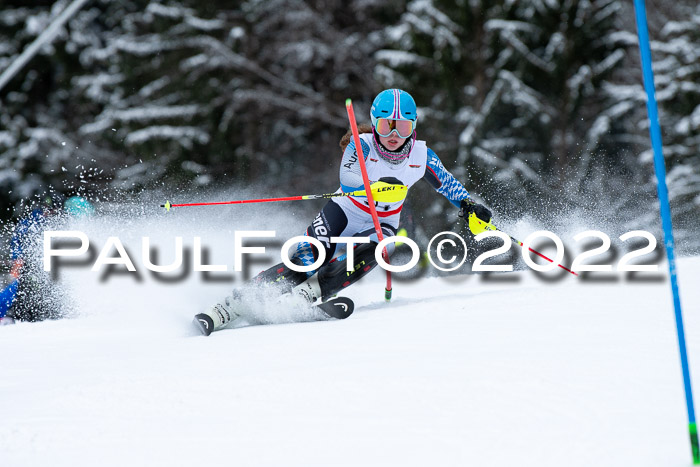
[194,292,243,336]
[291,275,322,304]
[292,276,354,320]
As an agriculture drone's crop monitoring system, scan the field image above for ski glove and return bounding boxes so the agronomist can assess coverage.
[368,177,408,203]
[459,199,492,223]
[376,176,403,186]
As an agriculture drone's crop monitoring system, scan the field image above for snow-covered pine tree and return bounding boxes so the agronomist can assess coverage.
[471,0,639,220]
[644,4,700,249]
[70,0,395,192]
[376,0,638,227]
[224,0,393,186]
[374,0,504,228]
[73,0,246,189]
[0,0,389,215]
[0,0,105,216]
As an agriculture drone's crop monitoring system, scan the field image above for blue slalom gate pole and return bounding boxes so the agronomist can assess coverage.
[633,1,700,463]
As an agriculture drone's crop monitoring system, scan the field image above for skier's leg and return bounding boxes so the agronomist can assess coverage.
[195,201,348,335]
[195,254,316,335]
[294,224,397,302]
[195,254,313,335]
[252,199,349,293]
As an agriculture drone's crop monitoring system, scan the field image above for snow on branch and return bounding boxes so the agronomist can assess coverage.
[185,36,327,106]
[230,89,345,126]
[499,70,551,115]
[183,15,225,32]
[80,105,201,134]
[660,19,699,37]
[143,4,226,33]
[493,28,555,74]
[484,19,539,35]
[603,81,645,100]
[83,36,182,63]
[567,65,592,100]
[0,131,17,149]
[543,32,565,62]
[179,53,227,73]
[591,0,621,25]
[667,164,700,202]
[675,105,700,135]
[472,146,508,169]
[405,0,461,51]
[125,125,209,149]
[650,37,697,56]
[605,31,638,47]
[73,73,124,103]
[402,12,434,38]
[592,49,625,77]
[138,77,171,99]
[509,157,540,182]
[459,79,505,148]
[146,3,195,19]
[385,23,411,43]
[374,50,432,68]
[408,0,460,34]
[278,40,332,66]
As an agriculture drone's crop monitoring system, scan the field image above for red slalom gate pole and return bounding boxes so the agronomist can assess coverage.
[345,99,393,301]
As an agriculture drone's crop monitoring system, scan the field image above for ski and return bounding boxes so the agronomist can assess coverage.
[315,296,354,320]
[194,296,355,336]
[193,313,215,336]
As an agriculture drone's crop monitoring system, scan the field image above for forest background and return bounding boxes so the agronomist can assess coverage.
[0,0,698,252]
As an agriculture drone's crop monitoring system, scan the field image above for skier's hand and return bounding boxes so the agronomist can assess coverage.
[376,176,403,186]
[369,177,407,203]
[459,199,492,223]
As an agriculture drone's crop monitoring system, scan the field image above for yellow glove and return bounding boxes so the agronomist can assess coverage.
[467,212,498,235]
[459,199,495,235]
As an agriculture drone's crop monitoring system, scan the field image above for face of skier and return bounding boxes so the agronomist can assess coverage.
[378,133,406,151]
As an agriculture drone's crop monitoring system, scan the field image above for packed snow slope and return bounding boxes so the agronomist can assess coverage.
[2,201,700,467]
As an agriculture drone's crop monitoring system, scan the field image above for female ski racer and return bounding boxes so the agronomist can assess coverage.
[195,89,492,335]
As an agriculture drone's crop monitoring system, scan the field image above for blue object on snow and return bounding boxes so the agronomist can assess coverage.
[64,196,95,218]
[10,208,46,260]
[0,279,19,318]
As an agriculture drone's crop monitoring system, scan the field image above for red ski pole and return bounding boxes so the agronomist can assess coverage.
[160,183,407,211]
[468,213,578,276]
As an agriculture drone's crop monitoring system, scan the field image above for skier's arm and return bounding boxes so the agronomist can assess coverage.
[339,138,372,193]
[424,148,492,226]
[423,148,471,208]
